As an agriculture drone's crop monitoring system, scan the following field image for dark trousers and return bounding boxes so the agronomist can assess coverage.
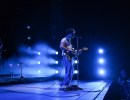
[60,56,74,86]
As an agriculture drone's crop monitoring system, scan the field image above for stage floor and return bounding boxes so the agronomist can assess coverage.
[0,80,112,100]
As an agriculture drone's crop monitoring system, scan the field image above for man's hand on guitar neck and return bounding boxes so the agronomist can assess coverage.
[78,49,82,52]
[66,47,88,55]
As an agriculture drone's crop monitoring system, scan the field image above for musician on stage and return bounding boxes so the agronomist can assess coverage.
[59,28,75,89]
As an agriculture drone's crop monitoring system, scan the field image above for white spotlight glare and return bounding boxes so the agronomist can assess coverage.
[27,36,31,40]
[74,70,78,74]
[74,60,78,64]
[55,61,58,64]
[99,69,105,75]
[8,64,13,68]
[55,70,59,74]
[38,70,41,74]
[98,48,104,54]
[56,51,58,55]
[99,58,105,64]
[38,52,41,55]
[37,61,41,64]
[27,25,31,29]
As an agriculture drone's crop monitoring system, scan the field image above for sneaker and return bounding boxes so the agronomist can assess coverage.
[77,86,83,90]
[59,85,70,91]
[59,85,65,90]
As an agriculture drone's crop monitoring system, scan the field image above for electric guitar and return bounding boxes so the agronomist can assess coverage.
[64,47,88,60]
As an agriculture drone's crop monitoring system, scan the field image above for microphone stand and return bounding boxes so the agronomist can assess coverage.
[18,63,26,83]
[74,36,84,90]
[75,36,81,87]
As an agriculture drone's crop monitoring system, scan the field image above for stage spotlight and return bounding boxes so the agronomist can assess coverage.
[55,61,58,64]
[38,52,41,55]
[74,70,78,74]
[98,48,104,54]
[56,51,58,55]
[74,60,78,64]
[32,43,58,55]
[98,58,105,64]
[55,70,59,74]
[28,46,31,50]
[99,69,105,75]
[27,25,31,29]
[48,49,58,55]
[27,36,31,40]
[8,64,13,68]
[38,70,41,74]
[37,61,41,64]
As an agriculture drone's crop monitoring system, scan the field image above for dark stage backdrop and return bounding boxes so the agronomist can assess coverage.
[0,0,130,79]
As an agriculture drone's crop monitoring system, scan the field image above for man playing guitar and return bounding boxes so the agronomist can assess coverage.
[60,28,88,90]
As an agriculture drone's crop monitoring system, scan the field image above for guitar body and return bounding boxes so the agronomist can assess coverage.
[64,51,75,60]
[64,47,88,60]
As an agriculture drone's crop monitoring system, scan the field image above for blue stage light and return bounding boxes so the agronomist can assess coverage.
[33,43,57,55]
[55,70,59,74]
[28,46,31,50]
[8,64,13,68]
[38,52,41,55]
[16,43,62,77]
[74,70,78,74]
[27,25,31,29]
[37,61,41,64]
[98,48,104,54]
[56,51,58,55]
[55,61,58,64]
[99,69,105,75]
[38,70,41,74]
[27,36,31,40]
[98,58,105,64]
[74,60,78,64]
